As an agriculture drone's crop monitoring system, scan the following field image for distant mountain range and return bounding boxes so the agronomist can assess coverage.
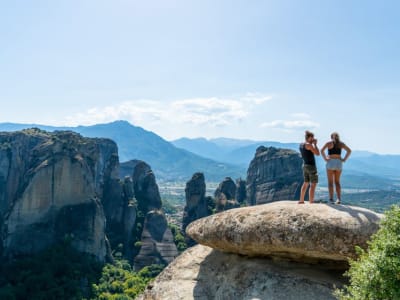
[172,137,400,190]
[0,121,245,182]
[1,121,399,190]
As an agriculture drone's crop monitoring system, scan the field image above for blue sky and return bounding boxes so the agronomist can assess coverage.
[1,1,399,154]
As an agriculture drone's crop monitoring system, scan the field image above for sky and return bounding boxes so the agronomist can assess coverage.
[1,0,400,154]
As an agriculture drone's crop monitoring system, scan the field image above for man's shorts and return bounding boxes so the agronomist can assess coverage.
[326,158,343,171]
[303,164,318,183]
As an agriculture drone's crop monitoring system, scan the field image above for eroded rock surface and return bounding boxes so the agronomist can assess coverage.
[187,201,382,265]
[138,245,344,300]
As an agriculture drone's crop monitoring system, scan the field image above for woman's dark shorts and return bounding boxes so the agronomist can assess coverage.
[303,164,318,183]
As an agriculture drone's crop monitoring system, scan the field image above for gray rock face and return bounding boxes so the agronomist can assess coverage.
[235,178,246,204]
[132,161,178,270]
[246,146,303,205]
[214,177,237,200]
[187,201,382,266]
[182,172,209,246]
[134,210,179,270]
[133,161,162,211]
[0,129,119,261]
[138,245,344,300]
[214,177,240,212]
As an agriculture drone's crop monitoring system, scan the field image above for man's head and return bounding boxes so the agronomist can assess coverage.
[305,130,314,142]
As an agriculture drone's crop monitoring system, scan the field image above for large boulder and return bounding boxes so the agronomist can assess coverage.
[187,201,382,266]
[246,146,303,205]
[138,244,344,300]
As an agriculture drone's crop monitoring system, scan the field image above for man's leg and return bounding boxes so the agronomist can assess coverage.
[309,182,317,203]
[299,182,309,203]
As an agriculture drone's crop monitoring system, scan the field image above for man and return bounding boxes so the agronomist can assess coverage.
[298,130,320,204]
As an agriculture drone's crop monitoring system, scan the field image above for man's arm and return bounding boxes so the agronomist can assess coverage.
[305,141,320,156]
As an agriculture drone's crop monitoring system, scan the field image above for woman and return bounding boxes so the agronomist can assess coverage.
[321,132,351,204]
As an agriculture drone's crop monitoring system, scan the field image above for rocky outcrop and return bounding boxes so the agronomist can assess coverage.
[134,210,179,270]
[187,201,382,266]
[132,161,178,270]
[138,244,345,300]
[235,178,246,204]
[214,177,240,212]
[182,172,210,246]
[246,146,303,205]
[133,161,162,212]
[139,201,382,299]
[0,129,119,261]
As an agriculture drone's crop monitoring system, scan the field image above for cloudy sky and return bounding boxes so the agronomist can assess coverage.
[1,1,399,154]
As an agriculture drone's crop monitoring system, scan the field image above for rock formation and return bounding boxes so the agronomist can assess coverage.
[134,210,179,270]
[138,244,345,300]
[235,178,246,204]
[132,161,178,270]
[132,161,162,212]
[139,201,382,299]
[187,201,382,265]
[214,177,240,212]
[0,129,118,261]
[246,146,303,205]
[182,172,210,246]
[0,129,178,271]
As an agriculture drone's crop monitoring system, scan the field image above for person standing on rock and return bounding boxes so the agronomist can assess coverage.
[321,132,352,204]
[299,130,320,204]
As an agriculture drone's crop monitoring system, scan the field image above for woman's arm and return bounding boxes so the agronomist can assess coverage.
[320,142,329,161]
[341,143,352,162]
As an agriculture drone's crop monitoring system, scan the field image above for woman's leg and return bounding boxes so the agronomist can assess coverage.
[327,169,334,201]
[333,170,342,202]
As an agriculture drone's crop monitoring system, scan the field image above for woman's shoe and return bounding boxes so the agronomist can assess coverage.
[335,199,341,204]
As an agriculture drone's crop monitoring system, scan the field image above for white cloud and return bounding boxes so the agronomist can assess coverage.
[260,110,319,132]
[242,92,273,104]
[63,94,273,128]
[261,119,319,130]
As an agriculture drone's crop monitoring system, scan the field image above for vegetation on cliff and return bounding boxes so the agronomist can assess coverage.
[336,205,400,299]
[92,261,163,299]
[0,241,164,300]
[0,242,102,299]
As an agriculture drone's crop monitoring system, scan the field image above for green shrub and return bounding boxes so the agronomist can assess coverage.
[92,263,164,299]
[335,205,400,300]
[168,224,187,252]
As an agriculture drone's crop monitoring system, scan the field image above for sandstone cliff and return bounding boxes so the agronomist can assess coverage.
[139,201,382,299]
[0,129,119,261]
[246,146,303,205]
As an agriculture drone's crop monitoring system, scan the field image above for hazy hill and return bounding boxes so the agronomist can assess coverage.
[2,121,399,189]
[0,121,245,182]
[172,137,400,189]
[172,137,298,166]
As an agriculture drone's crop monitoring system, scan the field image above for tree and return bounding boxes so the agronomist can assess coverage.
[335,205,400,300]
